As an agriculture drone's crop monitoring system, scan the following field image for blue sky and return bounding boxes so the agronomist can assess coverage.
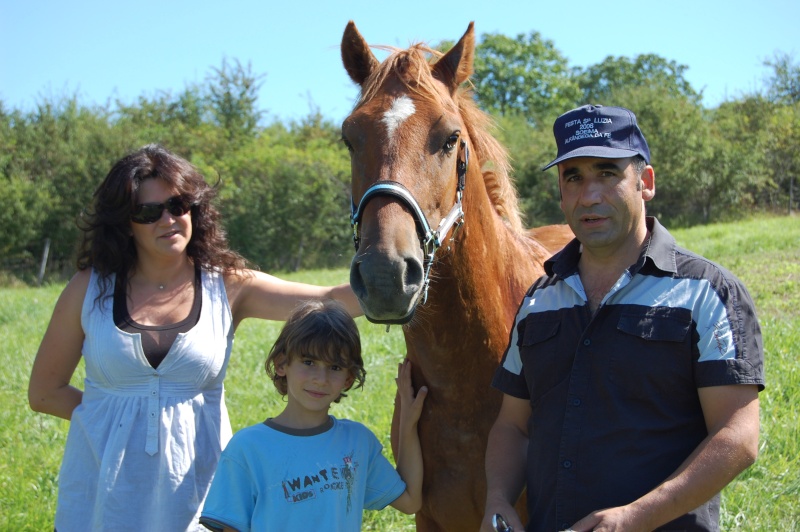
[1,0,797,124]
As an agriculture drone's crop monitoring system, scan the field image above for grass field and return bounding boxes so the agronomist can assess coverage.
[1,215,797,530]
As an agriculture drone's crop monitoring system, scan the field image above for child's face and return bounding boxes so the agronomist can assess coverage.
[277,355,355,414]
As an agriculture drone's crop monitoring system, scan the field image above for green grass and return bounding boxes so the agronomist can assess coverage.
[2,215,798,530]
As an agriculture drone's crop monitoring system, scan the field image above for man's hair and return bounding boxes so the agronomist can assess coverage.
[265,299,366,402]
[631,155,648,191]
[631,154,648,174]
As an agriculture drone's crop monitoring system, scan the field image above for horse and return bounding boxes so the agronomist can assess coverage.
[340,21,573,530]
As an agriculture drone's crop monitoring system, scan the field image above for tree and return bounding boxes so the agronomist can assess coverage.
[206,58,265,143]
[0,96,138,278]
[114,86,223,159]
[758,53,800,213]
[764,52,800,104]
[752,98,800,213]
[472,31,582,125]
[218,113,352,271]
[577,54,701,106]
[492,113,563,226]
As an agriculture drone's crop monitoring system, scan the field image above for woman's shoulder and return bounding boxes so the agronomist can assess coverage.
[72,267,94,284]
[60,268,94,305]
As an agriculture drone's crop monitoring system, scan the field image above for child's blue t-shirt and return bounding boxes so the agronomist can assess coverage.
[200,416,406,531]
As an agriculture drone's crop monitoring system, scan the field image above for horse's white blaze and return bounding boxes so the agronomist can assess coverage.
[382,95,415,141]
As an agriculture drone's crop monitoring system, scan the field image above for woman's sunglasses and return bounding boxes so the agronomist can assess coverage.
[131,195,195,224]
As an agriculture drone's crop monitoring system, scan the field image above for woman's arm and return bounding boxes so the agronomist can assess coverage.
[226,269,361,327]
[389,359,428,514]
[28,270,90,420]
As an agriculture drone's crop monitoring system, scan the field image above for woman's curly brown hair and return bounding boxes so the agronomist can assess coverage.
[76,144,247,296]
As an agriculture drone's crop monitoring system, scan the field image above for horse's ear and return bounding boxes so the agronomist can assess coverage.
[432,21,475,93]
[341,20,379,87]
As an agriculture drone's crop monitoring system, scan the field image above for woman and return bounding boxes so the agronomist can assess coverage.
[27,144,361,531]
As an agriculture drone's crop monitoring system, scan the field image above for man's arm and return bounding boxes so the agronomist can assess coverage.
[481,393,531,532]
[570,384,760,531]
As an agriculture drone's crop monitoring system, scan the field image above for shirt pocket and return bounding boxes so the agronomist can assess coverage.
[609,307,694,399]
[518,317,572,405]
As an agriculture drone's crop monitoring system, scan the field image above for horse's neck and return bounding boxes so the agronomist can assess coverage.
[404,192,549,381]
[453,188,550,322]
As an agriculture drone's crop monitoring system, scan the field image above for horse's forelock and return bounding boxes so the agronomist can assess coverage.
[357,44,438,105]
[356,43,524,234]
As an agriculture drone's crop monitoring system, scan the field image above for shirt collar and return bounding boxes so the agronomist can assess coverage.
[545,216,678,278]
[643,217,678,273]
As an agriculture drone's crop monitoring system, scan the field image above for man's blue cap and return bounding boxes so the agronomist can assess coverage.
[542,104,650,170]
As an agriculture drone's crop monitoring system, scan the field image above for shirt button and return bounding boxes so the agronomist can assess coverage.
[150,412,156,418]
[571,398,582,406]
[561,523,571,530]
[562,460,572,468]
[151,390,157,396]
[583,339,591,346]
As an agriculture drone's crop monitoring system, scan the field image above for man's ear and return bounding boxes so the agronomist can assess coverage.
[641,165,656,201]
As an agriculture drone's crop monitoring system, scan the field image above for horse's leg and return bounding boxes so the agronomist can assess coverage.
[414,512,448,531]
[391,395,450,531]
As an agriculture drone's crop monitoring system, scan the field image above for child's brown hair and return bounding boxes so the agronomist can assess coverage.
[265,299,366,402]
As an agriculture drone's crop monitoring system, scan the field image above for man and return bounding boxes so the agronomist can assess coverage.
[482,105,764,531]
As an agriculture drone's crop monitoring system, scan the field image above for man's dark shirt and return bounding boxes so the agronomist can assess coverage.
[493,217,764,531]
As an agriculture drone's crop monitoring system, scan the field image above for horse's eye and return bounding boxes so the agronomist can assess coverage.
[444,134,459,152]
[341,136,354,153]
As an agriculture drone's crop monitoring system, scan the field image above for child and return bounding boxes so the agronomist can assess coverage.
[200,299,427,531]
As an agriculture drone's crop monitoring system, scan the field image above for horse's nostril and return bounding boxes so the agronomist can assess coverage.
[403,257,424,289]
[349,261,367,300]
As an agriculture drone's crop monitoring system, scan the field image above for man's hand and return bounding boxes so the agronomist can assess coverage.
[569,504,645,532]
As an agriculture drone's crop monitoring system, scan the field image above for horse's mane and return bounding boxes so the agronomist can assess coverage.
[357,44,525,234]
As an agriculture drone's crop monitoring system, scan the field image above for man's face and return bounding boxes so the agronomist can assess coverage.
[558,156,654,258]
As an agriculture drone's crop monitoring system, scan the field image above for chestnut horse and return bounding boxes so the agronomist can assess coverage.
[341,21,573,530]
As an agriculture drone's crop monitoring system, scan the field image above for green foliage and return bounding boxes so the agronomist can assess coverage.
[206,57,265,143]
[114,86,221,158]
[473,31,582,126]
[621,86,716,225]
[493,113,563,225]
[577,54,701,105]
[761,100,800,213]
[218,115,352,271]
[0,97,133,276]
[764,52,800,104]
[0,59,354,280]
[0,175,51,259]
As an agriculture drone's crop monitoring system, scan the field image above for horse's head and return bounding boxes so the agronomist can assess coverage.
[341,21,480,324]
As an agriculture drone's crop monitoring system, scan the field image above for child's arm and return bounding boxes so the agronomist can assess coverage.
[390,359,428,514]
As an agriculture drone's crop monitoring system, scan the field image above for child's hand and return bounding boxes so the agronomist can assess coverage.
[396,359,428,426]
